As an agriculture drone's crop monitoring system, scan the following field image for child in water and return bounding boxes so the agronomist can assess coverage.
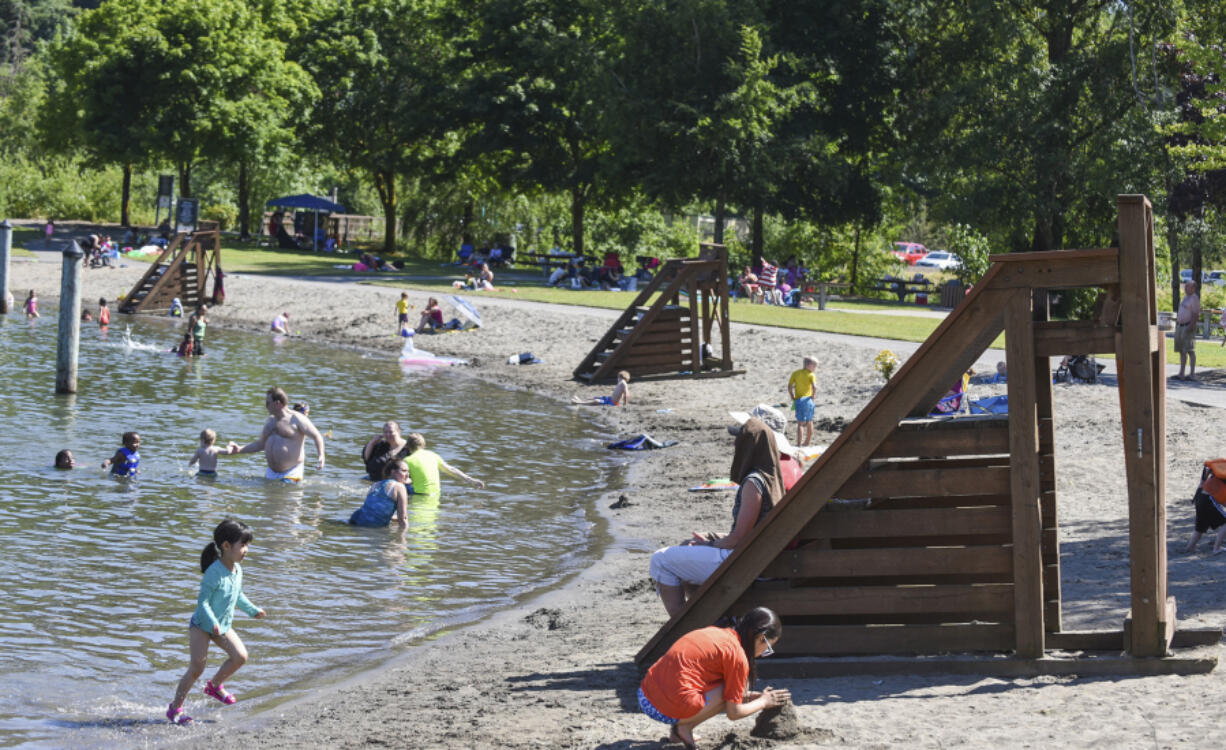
[23,290,38,319]
[101,432,140,477]
[97,297,111,327]
[189,429,225,477]
[166,519,265,725]
[54,449,75,469]
[171,332,194,357]
[572,370,630,406]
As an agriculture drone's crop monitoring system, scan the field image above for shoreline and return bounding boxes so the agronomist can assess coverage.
[9,248,1226,749]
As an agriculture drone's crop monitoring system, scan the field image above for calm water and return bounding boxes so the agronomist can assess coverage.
[0,308,619,748]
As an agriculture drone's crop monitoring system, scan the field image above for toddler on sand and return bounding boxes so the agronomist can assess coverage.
[189,429,226,477]
[572,371,630,406]
[787,356,818,447]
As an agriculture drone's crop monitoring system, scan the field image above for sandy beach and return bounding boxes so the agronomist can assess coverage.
[8,238,1226,749]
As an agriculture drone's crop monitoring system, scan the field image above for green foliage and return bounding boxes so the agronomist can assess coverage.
[946,223,991,286]
[0,154,158,222]
[585,199,700,261]
[200,203,238,231]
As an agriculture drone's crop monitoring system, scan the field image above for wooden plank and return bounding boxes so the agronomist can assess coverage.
[991,254,1120,289]
[1033,322,1118,356]
[757,653,1217,679]
[1006,292,1044,657]
[836,465,1011,499]
[775,624,1014,656]
[876,420,1010,457]
[619,341,690,358]
[763,546,1012,579]
[635,272,1023,667]
[736,583,1015,618]
[686,275,701,372]
[1116,195,1167,657]
[866,494,1011,510]
[800,505,1012,540]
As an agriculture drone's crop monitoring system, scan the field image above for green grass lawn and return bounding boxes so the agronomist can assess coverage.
[196,243,1226,369]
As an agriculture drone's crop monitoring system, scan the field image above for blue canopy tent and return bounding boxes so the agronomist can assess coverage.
[265,194,346,251]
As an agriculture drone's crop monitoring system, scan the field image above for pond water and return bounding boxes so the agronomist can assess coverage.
[0,309,619,748]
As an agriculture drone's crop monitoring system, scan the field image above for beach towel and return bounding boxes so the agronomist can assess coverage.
[970,395,1009,415]
[689,479,739,492]
[607,434,678,451]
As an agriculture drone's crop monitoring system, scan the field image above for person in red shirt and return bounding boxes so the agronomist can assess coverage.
[638,607,791,748]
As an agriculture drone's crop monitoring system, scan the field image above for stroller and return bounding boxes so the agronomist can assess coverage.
[1054,354,1105,384]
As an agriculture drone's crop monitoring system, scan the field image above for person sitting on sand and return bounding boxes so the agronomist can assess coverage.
[270,312,290,335]
[416,298,445,333]
[477,263,496,291]
[349,459,410,527]
[648,417,784,618]
[362,420,411,481]
[638,607,791,749]
[573,371,630,406]
[404,432,485,495]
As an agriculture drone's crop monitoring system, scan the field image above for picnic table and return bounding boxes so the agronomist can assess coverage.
[798,282,850,310]
[516,252,594,275]
[874,276,934,302]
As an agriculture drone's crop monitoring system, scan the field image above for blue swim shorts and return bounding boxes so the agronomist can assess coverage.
[794,396,815,423]
[638,687,678,725]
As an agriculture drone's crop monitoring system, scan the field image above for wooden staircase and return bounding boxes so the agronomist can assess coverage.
[636,196,1210,673]
[120,229,220,314]
[573,243,736,383]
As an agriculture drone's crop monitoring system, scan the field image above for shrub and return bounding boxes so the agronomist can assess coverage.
[200,203,238,232]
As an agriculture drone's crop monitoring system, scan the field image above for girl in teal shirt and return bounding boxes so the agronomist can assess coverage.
[166,519,265,726]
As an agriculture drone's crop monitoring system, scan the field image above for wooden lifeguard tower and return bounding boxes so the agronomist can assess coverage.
[637,196,1219,675]
[120,228,221,314]
[574,243,739,383]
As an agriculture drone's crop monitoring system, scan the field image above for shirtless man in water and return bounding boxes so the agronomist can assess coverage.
[230,387,326,482]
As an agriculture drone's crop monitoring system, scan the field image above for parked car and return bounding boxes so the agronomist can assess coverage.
[892,242,928,265]
[1178,269,1221,286]
[915,251,963,270]
[1208,270,1226,287]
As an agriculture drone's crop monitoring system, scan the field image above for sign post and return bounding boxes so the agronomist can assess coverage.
[154,175,174,227]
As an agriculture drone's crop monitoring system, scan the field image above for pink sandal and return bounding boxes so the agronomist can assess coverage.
[203,680,237,705]
[166,703,193,725]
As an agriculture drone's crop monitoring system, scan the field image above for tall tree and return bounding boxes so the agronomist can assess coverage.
[454,0,619,255]
[302,0,455,252]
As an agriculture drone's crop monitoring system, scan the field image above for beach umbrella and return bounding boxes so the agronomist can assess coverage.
[448,295,482,328]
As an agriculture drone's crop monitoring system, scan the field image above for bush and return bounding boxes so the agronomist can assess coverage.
[200,203,238,232]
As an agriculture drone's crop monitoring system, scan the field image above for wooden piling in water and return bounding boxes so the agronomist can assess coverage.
[0,219,11,314]
[55,241,85,394]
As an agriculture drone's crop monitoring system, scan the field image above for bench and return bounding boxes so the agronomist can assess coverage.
[516,253,594,276]
[873,277,934,302]
[801,282,851,310]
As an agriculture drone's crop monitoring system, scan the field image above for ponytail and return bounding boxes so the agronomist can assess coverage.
[200,518,254,573]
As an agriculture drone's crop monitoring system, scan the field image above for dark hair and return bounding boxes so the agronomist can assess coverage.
[54,449,73,469]
[200,518,254,572]
[121,431,139,448]
[382,458,407,480]
[99,297,107,306]
[721,606,782,688]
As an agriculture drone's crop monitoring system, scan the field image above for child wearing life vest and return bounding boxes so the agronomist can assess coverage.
[101,432,141,477]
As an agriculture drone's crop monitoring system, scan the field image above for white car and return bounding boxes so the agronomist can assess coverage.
[915,251,962,270]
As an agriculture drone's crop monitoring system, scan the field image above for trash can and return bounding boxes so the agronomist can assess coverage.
[940,280,964,308]
[915,293,928,305]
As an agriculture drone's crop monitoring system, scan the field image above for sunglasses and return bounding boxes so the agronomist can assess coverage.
[760,637,775,658]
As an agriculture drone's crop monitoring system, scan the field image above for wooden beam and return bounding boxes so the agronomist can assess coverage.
[1006,292,1045,658]
[988,248,1121,289]
[734,583,1014,618]
[763,545,1012,579]
[1033,321,1118,356]
[1116,195,1168,657]
[756,653,1217,679]
[836,465,1011,499]
[800,505,1012,540]
[874,420,1010,457]
[775,623,1014,656]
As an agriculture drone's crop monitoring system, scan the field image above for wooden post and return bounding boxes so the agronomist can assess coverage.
[1006,292,1045,657]
[0,219,11,314]
[1116,195,1169,656]
[56,241,85,394]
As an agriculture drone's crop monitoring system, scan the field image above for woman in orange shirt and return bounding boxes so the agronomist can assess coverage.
[638,607,790,748]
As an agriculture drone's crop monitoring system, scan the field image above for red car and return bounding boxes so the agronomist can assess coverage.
[892,242,928,265]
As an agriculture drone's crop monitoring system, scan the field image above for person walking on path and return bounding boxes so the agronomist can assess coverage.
[1175,280,1201,380]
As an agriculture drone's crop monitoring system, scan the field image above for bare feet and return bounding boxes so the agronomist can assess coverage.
[670,724,697,750]
[1213,547,1224,556]
[1185,543,1198,554]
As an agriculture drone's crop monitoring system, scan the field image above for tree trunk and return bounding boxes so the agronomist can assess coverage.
[1168,220,1181,312]
[178,162,192,198]
[374,169,397,254]
[850,221,862,290]
[462,199,474,245]
[713,198,725,244]
[571,186,585,256]
[751,205,764,266]
[237,162,251,240]
[120,163,132,227]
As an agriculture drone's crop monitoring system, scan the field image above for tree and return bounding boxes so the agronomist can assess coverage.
[454,0,621,255]
[302,0,456,252]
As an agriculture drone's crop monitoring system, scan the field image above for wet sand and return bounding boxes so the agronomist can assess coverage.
[8,244,1226,749]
